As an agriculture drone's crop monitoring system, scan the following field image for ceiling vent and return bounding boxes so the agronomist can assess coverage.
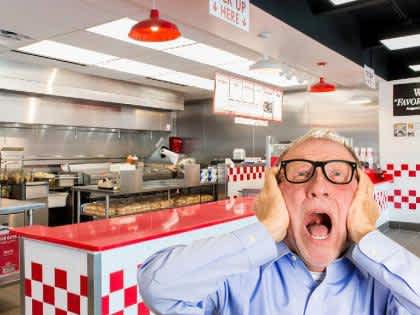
[0,29,31,43]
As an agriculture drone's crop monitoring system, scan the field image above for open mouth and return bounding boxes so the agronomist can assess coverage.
[304,212,333,241]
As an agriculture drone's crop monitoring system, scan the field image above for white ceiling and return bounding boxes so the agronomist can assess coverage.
[0,0,379,101]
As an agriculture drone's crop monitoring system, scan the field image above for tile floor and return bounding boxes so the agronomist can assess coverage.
[0,228,419,315]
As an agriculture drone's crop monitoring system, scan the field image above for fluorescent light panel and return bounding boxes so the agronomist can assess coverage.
[87,18,304,88]
[409,65,420,71]
[18,40,116,65]
[87,18,196,50]
[381,34,420,50]
[98,58,214,90]
[99,59,169,77]
[166,43,248,67]
[330,0,359,5]
[234,117,268,127]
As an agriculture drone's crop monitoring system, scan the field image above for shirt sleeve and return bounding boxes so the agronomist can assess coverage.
[348,230,420,314]
[138,222,281,315]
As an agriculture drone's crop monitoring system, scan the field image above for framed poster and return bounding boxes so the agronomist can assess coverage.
[393,83,420,116]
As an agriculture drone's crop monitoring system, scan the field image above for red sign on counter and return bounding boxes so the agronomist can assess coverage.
[0,228,19,277]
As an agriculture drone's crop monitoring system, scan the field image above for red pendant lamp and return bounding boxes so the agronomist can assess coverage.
[129,1,181,42]
[309,62,336,93]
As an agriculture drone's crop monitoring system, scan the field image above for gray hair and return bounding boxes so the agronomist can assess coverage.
[278,128,360,164]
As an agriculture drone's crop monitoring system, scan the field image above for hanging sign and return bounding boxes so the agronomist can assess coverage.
[364,65,376,89]
[214,72,283,121]
[393,83,420,116]
[209,0,250,32]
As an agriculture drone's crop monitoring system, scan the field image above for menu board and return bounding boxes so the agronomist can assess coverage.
[213,72,283,121]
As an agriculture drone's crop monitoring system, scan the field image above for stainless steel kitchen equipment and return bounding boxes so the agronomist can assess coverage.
[119,168,143,192]
[8,181,49,226]
[73,179,216,222]
[184,164,200,186]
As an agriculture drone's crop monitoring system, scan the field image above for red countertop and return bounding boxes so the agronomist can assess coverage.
[13,197,255,252]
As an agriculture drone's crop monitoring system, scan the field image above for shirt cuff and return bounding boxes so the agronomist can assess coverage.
[356,230,400,263]
[231,222,281,268]
[348,230,420,294]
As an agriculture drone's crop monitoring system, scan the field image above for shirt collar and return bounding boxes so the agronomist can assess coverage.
[271,242,356,283]
[276,241,292,258]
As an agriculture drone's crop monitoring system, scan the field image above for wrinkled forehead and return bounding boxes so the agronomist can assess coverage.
[282,138,357,162]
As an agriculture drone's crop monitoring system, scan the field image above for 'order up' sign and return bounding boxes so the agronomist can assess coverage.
[209,0,250,32]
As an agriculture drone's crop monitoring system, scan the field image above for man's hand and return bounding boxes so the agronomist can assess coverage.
[347,170,380,243]
[254,167,290,242]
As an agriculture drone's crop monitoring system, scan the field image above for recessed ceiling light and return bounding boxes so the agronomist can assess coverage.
[87,18,195,50]
[18,40,116,65]
[381,34,420,50]
[329,0,358,5]
[347,96,372,105]
[409,64,420,71]
[234,117,268,127]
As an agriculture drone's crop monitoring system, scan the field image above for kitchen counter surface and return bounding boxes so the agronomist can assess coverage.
[0,198,46,215]
[14,197,255,252]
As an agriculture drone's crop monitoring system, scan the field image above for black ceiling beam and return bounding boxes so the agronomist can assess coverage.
[389,46,420,65]
[309,0,389,16]
[362,21,420,48]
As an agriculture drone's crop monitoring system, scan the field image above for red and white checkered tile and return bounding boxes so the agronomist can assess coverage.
[385,163,420,178]
[101,269,152,315]
[227,166,265,198]
[386,189,420,211]
[23,239,88,315]
[227,166,265,182]
[384,163,420,212]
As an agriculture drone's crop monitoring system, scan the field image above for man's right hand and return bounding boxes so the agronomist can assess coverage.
[254,167,290,243]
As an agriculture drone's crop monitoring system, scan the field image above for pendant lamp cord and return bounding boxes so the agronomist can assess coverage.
[152,0,156,9]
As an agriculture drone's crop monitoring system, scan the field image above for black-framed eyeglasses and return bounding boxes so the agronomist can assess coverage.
[278,159,358,185]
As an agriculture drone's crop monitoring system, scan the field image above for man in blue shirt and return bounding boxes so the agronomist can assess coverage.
[138,129,420,314]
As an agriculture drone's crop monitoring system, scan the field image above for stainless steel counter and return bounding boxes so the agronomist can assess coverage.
[0,199,46,225]
[0,198,46,286]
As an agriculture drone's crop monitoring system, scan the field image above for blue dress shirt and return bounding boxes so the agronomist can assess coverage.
[138,222,420,314]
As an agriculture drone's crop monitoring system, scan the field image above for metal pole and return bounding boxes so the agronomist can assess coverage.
[105,195,110,219]
[77,190,81,223]
[28,209,33,226]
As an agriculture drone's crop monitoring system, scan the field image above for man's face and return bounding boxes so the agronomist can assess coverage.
[279,138,358,272]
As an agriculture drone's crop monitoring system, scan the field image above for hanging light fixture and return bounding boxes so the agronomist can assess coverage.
[249,31,284,75]
[309,62,336,93]
[249,55,283,75]
[129,0,181,42]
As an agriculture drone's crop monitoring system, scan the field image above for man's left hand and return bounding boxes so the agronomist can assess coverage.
[347,170,380,243]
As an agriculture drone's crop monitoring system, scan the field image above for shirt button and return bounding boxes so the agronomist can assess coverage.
[291,255,297,261]
[248,235,256,245]
[369,249,378,259]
